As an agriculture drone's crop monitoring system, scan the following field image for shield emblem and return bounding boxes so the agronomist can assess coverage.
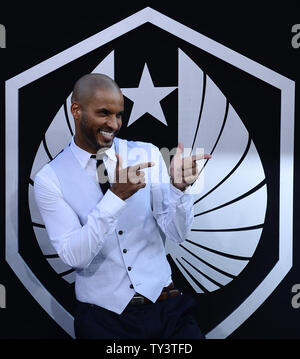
[5,7,295,338]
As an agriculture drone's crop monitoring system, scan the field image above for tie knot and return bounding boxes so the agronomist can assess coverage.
[91,152,106,161]
[91,154,104,165]
[91,154,110,194]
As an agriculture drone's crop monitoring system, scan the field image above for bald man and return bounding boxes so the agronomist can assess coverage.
[34,73,210,339]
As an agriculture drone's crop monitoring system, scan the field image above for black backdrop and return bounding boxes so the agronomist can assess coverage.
[0,1,299,344]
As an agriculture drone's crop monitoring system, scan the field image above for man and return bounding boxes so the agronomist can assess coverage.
[34,73,211,339]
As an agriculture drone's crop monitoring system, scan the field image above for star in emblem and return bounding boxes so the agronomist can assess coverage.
[121,63,177,127]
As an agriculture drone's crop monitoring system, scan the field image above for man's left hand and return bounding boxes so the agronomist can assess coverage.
[169,142,212,191]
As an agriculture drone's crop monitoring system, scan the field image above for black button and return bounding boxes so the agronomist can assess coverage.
[130,284,134,289]
[118,230,123,235]
[128,266,132,271]
[123,249,127,253]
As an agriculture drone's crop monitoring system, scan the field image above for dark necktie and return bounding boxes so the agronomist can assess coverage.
[91,154,111,195]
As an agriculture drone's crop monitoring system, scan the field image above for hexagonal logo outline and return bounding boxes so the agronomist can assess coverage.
[5,7,295,338]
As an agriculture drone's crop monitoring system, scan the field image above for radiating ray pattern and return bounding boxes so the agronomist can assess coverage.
[164,49,267,293]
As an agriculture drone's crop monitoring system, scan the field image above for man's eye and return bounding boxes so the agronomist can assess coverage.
[97,109,109,116]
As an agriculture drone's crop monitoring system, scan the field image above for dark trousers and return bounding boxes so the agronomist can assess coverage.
[74,292,205,339]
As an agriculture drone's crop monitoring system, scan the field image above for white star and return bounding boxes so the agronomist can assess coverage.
[121,63,177,127]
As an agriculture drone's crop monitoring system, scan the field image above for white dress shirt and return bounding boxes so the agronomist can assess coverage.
[34,137,194,314]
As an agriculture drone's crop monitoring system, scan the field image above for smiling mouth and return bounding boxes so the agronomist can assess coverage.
[99,130,114,137]
[97,130,115,142]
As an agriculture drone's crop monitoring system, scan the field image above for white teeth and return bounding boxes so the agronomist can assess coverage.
[100,131,113,137]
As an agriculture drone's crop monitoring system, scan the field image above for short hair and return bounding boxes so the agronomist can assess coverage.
[71,73,121,105]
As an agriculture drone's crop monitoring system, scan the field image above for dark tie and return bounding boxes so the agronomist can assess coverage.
[91,154,111,195]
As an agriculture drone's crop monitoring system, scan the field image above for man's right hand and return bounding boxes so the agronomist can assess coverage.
[110,154,155,200]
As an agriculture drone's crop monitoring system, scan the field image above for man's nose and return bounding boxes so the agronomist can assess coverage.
[107,115,119,131]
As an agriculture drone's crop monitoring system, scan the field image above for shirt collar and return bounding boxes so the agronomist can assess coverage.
[70,137,117,169]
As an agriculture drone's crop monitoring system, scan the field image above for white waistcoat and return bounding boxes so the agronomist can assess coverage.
[50,138,172,314]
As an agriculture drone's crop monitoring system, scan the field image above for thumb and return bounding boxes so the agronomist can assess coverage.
[115,153,126,184]
[115,153,123,170]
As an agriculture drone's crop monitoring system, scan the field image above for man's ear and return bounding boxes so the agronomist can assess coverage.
[70,102,81,120]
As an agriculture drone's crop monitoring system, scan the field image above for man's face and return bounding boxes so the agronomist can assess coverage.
[72,88,124,153]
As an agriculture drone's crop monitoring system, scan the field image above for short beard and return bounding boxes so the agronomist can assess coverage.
[79,115,101,152]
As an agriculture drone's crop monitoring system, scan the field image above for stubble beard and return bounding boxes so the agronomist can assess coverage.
[79,115,101,152]
[79,115,120,152]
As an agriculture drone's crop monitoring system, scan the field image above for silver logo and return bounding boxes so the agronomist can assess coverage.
[6,7,295,338]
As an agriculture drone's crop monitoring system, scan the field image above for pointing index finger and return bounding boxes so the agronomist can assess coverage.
[192,153,212,162]
[131,162,155,171]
